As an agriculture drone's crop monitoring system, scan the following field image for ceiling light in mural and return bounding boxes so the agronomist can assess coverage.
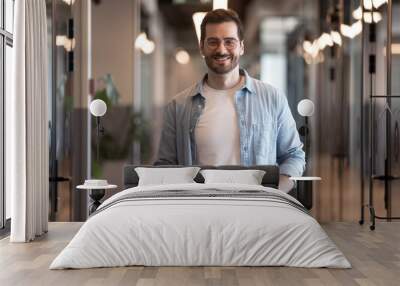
[340,21,362,39]
[353,7,382,24]
[62,0,75,5]
[193,1,228,43]
[135,32,155,54]
[301,0,385,65]
[330,31,342,46]
[364,0,388,10]
[192,12,207,43]
[317,33,334,50]
[213,0,228,10]
[302,41,319,58]
[175,49,190,64]
[56,35,75,52]
[301,29,342,64]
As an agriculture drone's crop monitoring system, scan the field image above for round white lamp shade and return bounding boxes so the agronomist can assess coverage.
[90,99,107,117]
[297,99,315,117]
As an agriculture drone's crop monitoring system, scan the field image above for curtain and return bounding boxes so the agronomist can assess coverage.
[6,0,49,242]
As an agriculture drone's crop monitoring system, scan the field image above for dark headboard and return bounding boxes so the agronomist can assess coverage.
[123,164,313,210]
[123,165,280,189]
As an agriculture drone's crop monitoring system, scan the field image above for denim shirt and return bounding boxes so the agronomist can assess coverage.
[155,69,305,177]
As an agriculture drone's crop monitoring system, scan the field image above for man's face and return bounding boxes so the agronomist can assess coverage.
[200,21,244,75]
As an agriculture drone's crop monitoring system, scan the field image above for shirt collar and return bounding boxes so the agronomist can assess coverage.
[190,68,255,97]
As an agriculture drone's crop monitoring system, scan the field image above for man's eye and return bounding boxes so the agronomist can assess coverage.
[224,40,237,48]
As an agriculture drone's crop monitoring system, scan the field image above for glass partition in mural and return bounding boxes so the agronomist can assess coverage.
[47,0,76,221]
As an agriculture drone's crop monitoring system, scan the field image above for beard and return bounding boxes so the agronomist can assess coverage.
[204,52,240,75]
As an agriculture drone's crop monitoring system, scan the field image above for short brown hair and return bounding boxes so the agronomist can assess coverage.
[200,9,244,43]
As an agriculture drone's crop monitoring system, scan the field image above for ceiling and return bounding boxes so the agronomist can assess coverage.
[154,0,318,52]
[157,0,253,30]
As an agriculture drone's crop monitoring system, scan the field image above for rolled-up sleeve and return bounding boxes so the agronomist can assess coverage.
[276,93,306,177]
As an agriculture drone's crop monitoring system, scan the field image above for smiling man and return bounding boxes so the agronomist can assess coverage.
[155,9,305,192]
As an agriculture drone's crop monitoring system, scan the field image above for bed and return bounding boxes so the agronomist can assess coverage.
[50,165,350,269]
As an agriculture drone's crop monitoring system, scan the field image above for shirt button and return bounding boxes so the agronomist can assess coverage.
[244,146,248,151]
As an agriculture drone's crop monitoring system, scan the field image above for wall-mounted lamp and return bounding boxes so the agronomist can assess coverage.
[297,99,315,161]
[296,99,316,208]
[90,99,107,163]
[297,99,315,117]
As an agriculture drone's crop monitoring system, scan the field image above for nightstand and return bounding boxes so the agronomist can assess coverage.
[289,176,321,182]
[289,177,321,209]
[77,180,117,214]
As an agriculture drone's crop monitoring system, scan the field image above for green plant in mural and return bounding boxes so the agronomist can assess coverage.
[93,74,119,108]
[91,74,151,178]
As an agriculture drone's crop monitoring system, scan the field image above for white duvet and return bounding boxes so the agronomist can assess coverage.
[50,183,351,269]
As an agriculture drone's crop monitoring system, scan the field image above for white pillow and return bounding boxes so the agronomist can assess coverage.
[135,167,201,186]
[200,169,266,185]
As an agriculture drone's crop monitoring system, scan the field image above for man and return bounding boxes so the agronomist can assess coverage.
[155,9,305,192]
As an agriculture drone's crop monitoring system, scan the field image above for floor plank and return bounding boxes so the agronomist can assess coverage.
[0,222,399,286]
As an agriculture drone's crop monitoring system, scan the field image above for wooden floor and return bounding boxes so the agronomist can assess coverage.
[0,222,399,286]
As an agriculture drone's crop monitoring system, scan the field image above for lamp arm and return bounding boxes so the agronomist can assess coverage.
[298,117,310,173]
[96,117,100,163]
[305,117,308,160]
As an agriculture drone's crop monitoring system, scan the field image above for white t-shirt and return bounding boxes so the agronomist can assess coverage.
[195,77,244,165]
